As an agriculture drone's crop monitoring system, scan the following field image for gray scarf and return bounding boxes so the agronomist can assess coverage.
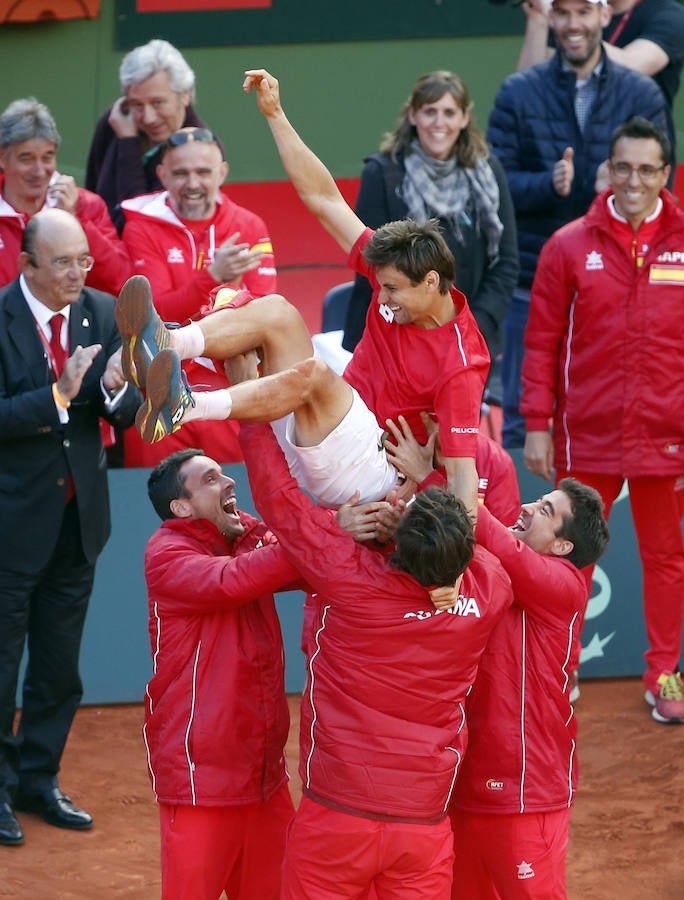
[402,139,503,265]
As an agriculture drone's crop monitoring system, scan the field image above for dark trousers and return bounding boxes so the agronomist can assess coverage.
[0,500,95,804]
[501,287,531,450]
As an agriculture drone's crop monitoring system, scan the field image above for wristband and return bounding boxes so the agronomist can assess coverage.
[52,382,71,409]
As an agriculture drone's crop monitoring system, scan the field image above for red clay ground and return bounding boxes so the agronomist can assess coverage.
[1,678,682,899]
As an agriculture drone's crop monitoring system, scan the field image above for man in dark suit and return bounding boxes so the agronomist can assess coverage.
[0,208,141,846]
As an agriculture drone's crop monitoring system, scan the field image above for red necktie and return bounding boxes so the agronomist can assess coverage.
[48,313,68,376]
[49,313,75,502]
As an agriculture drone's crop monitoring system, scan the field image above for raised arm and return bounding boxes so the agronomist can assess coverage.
[517,0,554,70]
[243,69,365,255]
[601,0,684,79]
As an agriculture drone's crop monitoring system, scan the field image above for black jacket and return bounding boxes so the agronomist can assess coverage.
[487,50,668,289]
[343,151,518,357]
[0,280,141,573]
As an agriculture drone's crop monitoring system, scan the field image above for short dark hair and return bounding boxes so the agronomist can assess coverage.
[362,218,456,293]
[147,448,204,520]
[556,478,610,570]
[609,116,672,168]
[392,487,475,586]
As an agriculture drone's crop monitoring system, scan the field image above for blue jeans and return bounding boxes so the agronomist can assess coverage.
[501,287,530,450]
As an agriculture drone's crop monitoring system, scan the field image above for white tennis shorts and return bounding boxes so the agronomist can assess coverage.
[270,388,400,508]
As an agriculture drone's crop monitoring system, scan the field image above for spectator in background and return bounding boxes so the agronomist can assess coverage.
[521,117,684,725]
[486,0,667,448]
[122,127,275,324]
[120,125,276,467]
[0,98,132,296]
[342,70,518,408]
[86,39,214,233]
[0,209,140,847]
[516,0,684,164]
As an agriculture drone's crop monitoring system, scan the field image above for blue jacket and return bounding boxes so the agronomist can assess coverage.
[487,50,668,289]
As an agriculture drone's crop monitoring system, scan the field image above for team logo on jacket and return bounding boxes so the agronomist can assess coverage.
[167,247,185,264]
[585,250,603,271]
[486,778,504,791]
[517,861,535,880]
[656,250,684,263]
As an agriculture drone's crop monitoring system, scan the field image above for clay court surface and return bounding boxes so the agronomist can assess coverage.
[1,678,682,899]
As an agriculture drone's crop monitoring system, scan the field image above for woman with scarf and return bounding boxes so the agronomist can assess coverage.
[342,71,518,402]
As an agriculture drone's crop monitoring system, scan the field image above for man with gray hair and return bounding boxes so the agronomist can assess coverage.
[86,39,215,232]
[0,97,131,295]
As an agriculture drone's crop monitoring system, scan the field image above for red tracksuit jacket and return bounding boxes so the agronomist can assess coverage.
[240,423,513,823]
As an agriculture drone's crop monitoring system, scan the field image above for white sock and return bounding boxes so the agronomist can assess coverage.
[184,389,233,423]
[170,322,205,360]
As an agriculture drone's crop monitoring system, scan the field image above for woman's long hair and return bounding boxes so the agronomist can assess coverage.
[380,70,489,168]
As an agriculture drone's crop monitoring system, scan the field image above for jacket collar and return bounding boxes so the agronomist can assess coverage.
[121,185,228,227]
[549,45,610,84]
[585,187,683,241]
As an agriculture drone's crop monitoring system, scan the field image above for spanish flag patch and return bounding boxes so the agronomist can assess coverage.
[649,265,684,285]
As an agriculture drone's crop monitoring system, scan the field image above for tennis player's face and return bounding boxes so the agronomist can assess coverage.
[510,490,574,556]
[374,265,447,328]
[175,455,245,539]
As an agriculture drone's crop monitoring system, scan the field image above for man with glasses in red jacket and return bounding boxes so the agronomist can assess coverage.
[522,116,684,724]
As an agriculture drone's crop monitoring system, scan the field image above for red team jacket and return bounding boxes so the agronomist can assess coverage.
[121,185,276,325]
[120,188,276,466]
[451,505,588,814]
[0,174,132,295]
[521,189,684,478]
[240,423,513,823]
[143,513,301,806]
[418,433,521,527]
[344,228,490,461]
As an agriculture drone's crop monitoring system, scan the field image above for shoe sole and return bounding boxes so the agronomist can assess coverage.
[651,707,684,724]
[13,794,93,830]
[135,349,182,444]
[42,814,93,830]
[116,275,170,389]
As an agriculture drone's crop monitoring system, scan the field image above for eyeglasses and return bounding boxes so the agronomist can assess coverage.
[30,254,94,273]
[609,162,667,183]
[162,128,218,153]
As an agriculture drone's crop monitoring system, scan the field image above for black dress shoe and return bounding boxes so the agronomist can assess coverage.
[14,788,93,831]
[0,801,24,845]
